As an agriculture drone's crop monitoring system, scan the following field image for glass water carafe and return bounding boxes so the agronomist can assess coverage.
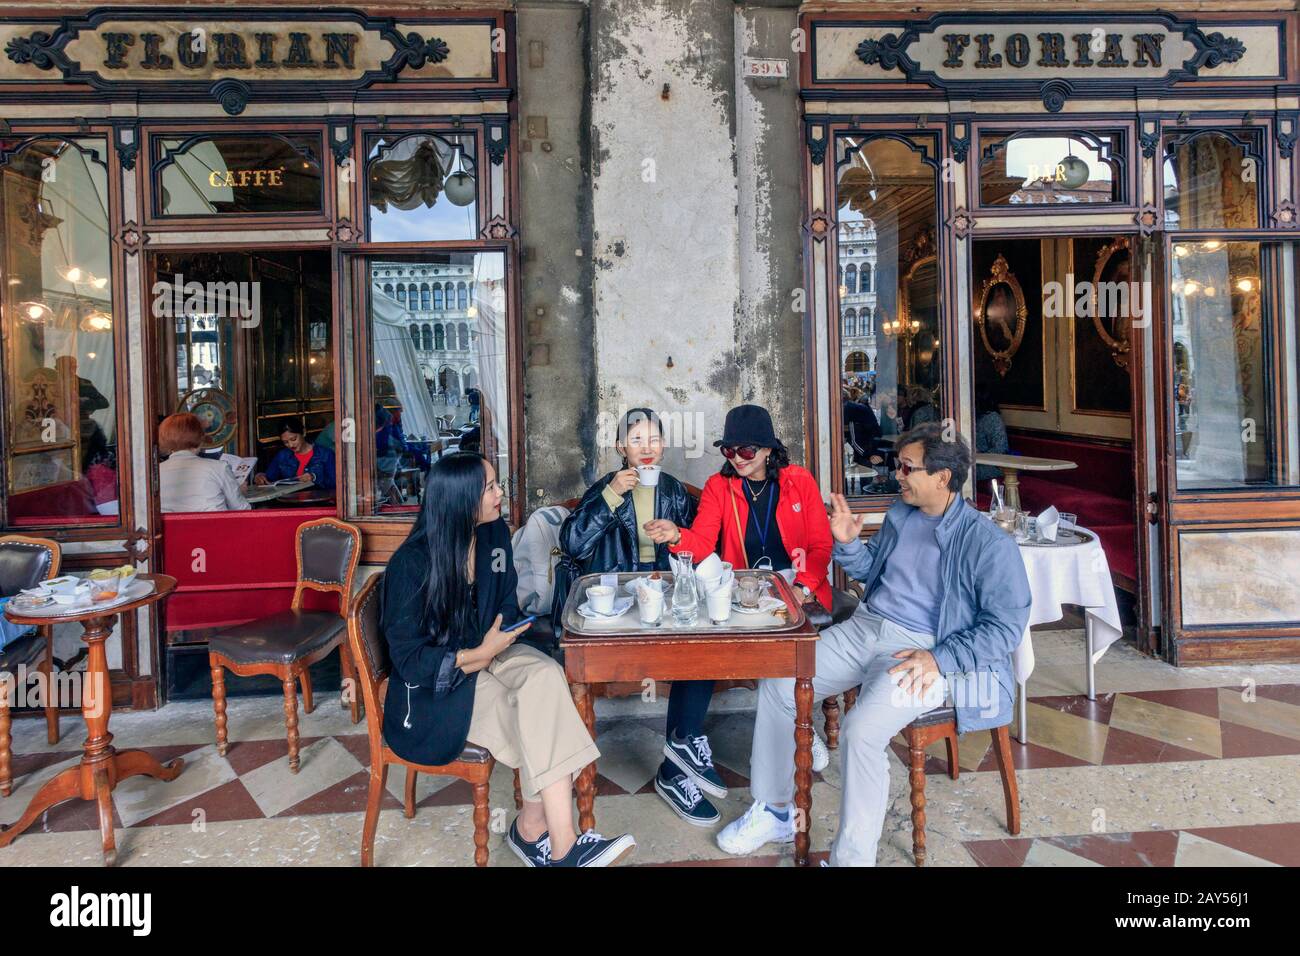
[671,552,699,626]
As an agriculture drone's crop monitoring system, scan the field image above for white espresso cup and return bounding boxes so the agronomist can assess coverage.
[587,585,616,615]
[635,464,662,486]
[636,584,664,625]
[706,583,733,625]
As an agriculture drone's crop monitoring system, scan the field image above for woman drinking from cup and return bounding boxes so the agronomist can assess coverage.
[557,408,728,827]
[644,403,837,776]
[384,452,635,867]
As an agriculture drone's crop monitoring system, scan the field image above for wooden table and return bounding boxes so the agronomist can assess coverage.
[559,570,820,865]
[975,453,1077,511]
[0,574,179,865]
[242,478,314,505]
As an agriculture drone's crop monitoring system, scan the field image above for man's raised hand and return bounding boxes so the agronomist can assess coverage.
[828,493,865,544]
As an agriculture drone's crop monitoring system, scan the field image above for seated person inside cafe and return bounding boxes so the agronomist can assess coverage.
[556,407,708,824]
[716,422,1031,866]
[382,451,636,867]
[642,404,835,819]
[254,416,336,490]
[157,412,251,514]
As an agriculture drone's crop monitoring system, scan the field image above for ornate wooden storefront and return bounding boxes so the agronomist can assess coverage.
[0,5,521,707]
[799,7,1300,664]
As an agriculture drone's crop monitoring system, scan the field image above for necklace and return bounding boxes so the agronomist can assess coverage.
[743,477,768,502]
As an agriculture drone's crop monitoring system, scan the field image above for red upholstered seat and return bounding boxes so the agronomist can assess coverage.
[161,507,337,633]
[999,432,1138,591]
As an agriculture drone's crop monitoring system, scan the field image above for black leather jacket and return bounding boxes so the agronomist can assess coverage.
[551,471,697,622]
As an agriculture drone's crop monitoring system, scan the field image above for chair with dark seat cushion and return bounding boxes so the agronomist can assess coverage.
[0,535,62,796]
[901,704,1019,866]
[348,573,521,867]
[209,518,361,773]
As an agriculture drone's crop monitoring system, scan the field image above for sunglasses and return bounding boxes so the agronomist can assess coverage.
[720,445,760,461]
[896,460,927,477]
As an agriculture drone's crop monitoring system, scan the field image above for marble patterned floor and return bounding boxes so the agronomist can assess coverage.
[3,628,1300,867]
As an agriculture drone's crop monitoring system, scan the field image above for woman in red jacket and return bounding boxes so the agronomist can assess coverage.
[646,404,834,606]
[644,404,836,799]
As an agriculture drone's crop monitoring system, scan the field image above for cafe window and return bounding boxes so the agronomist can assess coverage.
[361,253,510,514]
[366,132,478,242]
[835,133,942,499]
[154,249,333,469]
[1163,130,1261,230]
[153,133,323,217]
[1,135,120,528]
[1168,239,1296,490]
[980,131,1123,206]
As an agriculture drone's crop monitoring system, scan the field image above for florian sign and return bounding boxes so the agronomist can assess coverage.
[0,8,499,113]
[810,14,1279,110]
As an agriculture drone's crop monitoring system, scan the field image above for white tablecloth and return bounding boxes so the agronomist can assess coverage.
[1012,526,1123,684]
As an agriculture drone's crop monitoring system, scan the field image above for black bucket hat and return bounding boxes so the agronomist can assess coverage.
[714,404,778,449]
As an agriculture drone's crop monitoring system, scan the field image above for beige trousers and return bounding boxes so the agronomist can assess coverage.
[466,644,600,800]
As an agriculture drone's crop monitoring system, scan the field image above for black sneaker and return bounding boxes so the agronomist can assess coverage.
[663,731,727,798]
[545,829,636,868]
[507,818,550,867]
[654,770,720,827]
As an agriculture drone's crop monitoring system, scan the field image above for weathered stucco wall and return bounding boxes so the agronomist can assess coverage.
[516,2,596,506]
[518,0,807,503]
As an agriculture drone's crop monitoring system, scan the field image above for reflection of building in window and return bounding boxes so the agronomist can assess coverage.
[838,219,878,373]
[370,260,480,396]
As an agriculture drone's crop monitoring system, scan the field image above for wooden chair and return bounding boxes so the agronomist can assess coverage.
[347,572,521,867]
[903,707,1020,865]
[840,686,1019,866]
[209,517,362,773]
[0,535,62,796]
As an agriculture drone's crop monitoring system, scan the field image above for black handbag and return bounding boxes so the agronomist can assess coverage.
[548,549,583,635]
[802,596,834,631]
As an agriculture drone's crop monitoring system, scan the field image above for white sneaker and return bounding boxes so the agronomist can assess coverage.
[716,799,795,856]
[811,732,830,773]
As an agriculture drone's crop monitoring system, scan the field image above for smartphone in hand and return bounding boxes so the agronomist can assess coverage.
[505,615,538,632]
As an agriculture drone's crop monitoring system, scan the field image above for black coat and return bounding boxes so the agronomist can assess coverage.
[381,517,523,767]
[843,400,882,466]
[551,471,697,621]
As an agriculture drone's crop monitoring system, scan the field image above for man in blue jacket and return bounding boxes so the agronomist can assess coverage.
[718,422,1031,865]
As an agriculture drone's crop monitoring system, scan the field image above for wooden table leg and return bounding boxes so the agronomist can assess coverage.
[793,677,813,867]
[0,765,81,848]
[0,614,184,864]
[571,681,596,835]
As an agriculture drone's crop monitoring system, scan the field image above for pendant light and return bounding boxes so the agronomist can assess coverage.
[1057,141,1090,190]
[443,147,476,207]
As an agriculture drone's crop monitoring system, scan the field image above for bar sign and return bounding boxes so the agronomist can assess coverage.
[742,57,788,79]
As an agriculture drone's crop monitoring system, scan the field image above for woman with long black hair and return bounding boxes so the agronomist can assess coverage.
[556,408,720,828]
[381,452,635,867]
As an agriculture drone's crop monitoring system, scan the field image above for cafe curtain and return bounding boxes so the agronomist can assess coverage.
[472,278,508,464]
[370,290,440,440]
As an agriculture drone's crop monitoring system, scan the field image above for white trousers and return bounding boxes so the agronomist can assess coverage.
[750,608,944,866]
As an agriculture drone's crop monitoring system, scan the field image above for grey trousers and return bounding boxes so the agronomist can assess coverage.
[750,607,945,866]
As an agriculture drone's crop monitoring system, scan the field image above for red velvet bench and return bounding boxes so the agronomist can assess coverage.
[983,433,1138,591]
[161,507,339,637]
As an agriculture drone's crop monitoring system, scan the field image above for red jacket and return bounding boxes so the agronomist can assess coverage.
[670,464,834,608]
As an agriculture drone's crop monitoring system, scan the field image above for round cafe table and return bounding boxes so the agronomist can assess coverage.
[1010,529,1122,744]
[975,452,1077,511]
[0,574,179,866]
